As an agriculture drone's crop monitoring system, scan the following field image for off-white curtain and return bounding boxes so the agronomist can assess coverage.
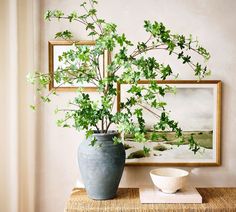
[0,0,39,211]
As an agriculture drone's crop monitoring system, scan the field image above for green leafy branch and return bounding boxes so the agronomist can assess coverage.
[28,0,211,152]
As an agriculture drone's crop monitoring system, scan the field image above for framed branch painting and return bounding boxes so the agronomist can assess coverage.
[117,80,221,166]
[48,40,111,91]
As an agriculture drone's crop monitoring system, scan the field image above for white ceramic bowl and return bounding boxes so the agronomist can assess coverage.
[150,168,189,194]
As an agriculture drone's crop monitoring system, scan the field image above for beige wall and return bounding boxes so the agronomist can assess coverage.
[37,0,236,211]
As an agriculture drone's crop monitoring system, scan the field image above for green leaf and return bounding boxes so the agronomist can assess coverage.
[86,23,95,31]
[56,119,64,127]
[143,146,150,156]
[63,124,70,128]
[89,137,97,147]
[44,10,53,21]
[150,132,159,141]
[113,136,122,145]
[134,108,142,117]
[182,55,191,64]
[26,72,36,84]
[88,31,97,36]
[188,135,200,154]
[160,64,172,80]
[177,35,186,49]
[80,2,87,7]
[41,96,51,103]
[197,46,210,61]
[68,11,78,22]
[53,10,64,20]
[86,129,94,139]
[176,137,185,147]
[134,132,146,142]
[55,30,73,40]
[97,19,105,24]
[30,105,36,111]
[92,0,98,4]
[88,9,97,16]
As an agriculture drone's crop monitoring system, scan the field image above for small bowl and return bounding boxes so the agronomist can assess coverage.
[150,168,189,194]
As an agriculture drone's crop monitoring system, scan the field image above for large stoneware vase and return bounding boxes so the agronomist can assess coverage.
[78,131,125,200]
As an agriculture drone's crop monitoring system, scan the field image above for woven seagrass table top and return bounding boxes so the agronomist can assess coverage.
[64,188,236,212]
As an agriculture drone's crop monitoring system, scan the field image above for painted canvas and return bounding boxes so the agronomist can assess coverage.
[118,81,221,166]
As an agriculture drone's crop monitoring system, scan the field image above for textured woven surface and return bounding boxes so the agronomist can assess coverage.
[64,188,236,212]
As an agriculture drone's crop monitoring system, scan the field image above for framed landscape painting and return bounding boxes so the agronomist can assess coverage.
[48,40,110,91]
[117,80,222,166]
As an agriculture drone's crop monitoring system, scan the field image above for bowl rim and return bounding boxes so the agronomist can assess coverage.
[150,168,189,178]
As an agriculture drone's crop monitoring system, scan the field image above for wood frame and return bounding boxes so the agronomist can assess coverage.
[48,40,111,92]
[117,80,222,166]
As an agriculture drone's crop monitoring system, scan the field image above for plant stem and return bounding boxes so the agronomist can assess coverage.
[137,103,161,119]
[101,118,104,133]
[95,125,100,132]
[87,0,104,33]
[105,121,112,133]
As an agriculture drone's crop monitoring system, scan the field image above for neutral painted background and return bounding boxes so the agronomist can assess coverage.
[37,0,236,211]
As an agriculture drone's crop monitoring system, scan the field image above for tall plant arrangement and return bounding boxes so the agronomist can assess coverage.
[28,0,211,153]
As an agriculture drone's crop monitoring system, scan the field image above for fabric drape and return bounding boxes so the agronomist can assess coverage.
[0,0,39,211]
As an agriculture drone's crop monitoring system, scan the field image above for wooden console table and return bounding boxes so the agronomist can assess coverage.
[64,188,236,212]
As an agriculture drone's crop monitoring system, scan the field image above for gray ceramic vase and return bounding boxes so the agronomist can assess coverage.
[78,131,125,200]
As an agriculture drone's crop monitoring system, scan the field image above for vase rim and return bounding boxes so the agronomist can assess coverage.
[92,130,119,137]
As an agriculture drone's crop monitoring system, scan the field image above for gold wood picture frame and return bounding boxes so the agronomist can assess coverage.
[117,80,222,166]
[48,40,111,92]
